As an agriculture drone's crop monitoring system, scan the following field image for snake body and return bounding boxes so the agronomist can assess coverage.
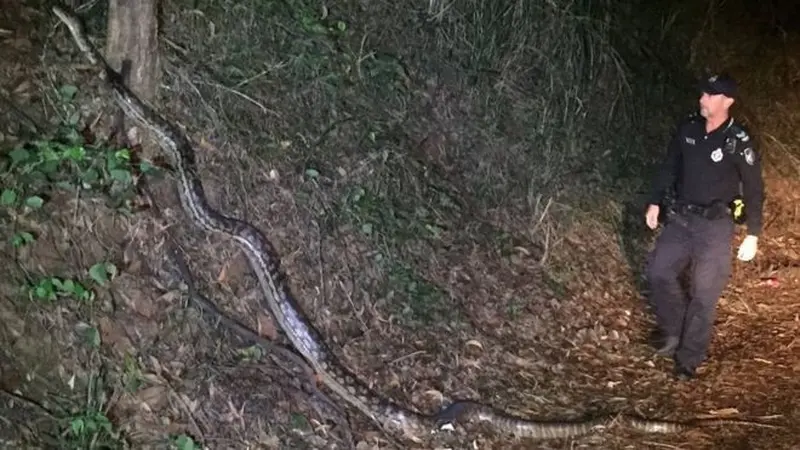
[51,6,780,443]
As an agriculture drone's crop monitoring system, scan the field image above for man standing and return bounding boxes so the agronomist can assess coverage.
[644,73,765,380]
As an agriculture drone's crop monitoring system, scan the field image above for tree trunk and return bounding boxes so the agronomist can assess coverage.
[105,0,160,156]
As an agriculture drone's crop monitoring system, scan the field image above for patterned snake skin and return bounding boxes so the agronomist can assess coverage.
[51,6,781,442]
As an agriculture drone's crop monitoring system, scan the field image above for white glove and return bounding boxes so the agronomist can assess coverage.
[645,205,660,230]
[737,235,758,261]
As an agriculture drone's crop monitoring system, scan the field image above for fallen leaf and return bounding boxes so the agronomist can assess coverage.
[136,385,169,412]
[155,290,182,305]
[257,313,277,340]
[422,389,444,404]
[12,79,31,95]
[126,126,140,146]
[513,246,531,256]
[464,339,483,351]
[707,407,740,416]
[217,263,228,283]
[98,316,136,356]
[120,289,157,319]
[459,359,481,369]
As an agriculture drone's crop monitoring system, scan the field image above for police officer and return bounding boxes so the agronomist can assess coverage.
[644,73,764,380]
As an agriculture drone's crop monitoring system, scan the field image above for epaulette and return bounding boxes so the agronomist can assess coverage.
[725,120,751,144]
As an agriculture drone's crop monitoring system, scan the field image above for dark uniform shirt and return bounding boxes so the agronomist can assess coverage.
[649,113,765,236]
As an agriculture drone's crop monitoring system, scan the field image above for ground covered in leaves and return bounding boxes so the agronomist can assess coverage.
[1,1,799,449]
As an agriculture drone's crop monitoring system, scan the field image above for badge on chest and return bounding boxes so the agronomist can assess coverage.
[710,147,723,163]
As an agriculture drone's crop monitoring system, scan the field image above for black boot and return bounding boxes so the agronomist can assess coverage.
[655,336,679,357]
[673,364,696,381]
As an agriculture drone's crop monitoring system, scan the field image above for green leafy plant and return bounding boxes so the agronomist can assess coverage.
[28,262,117,304]
[0,140,156,213]
[171,434,198,450]
[0,84,162,254]
[43,369,129,449]
[0,84,160,222]
[29,276,94,303]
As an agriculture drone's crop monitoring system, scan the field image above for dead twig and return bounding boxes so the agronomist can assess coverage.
[640,442,686,450]
[0,388,57,420]
[194,79,281,118]
[0,92,42,134]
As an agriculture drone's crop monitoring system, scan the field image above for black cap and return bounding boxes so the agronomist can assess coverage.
[698,73,738,98]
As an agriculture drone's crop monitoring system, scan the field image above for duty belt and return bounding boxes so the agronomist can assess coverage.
[672,202,730,220]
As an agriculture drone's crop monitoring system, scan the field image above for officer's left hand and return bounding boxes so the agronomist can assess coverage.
[737,235,758,261]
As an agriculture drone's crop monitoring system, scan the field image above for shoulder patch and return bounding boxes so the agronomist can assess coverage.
[743,147,756,165]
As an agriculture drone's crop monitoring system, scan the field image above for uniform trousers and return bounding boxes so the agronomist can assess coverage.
[646,212,735,370]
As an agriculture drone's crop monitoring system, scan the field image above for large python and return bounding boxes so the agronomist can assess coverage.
[51,6,781,443]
